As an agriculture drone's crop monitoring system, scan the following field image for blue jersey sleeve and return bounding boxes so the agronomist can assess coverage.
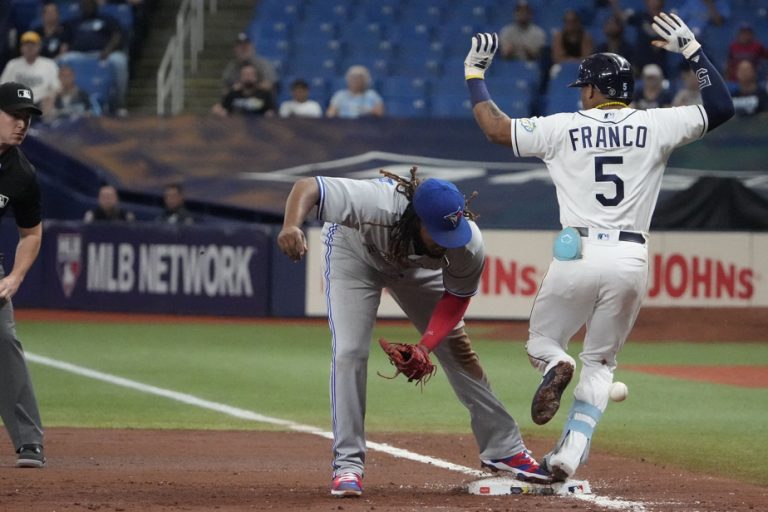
[686,49,734,132]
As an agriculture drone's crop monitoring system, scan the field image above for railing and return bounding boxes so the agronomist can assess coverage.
[157,0,218,116]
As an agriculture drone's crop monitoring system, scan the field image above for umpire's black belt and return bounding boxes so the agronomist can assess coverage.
[574,227,646,245]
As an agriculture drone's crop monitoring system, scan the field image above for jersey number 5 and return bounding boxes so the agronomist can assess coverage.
[594,156,624,207]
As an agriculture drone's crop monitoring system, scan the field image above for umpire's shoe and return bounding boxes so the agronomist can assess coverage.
[16,444,46,468]
[531,361,574,425]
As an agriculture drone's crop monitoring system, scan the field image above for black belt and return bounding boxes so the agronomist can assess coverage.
[574,227,646,245]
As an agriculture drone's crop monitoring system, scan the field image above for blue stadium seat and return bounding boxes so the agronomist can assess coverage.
[254,0,302,24]
[487,60,541,91]
[302,3,351,25]
[62,55,116,113]
[99,3,133,35]
[387,23,433,46]
[444,4,489,26]
[544,61,582,115]
[494,89,534,118]
[379,76,430,99]
[286,55,339,80]
[431,94,473,118]
[11,0,40,32]
[337,19,384,42]
[385,96,429,118]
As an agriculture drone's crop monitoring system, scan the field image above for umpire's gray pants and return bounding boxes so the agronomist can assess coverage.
[0,265,44,451]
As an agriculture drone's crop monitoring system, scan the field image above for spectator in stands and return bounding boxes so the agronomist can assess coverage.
[46,64,93,123]
[731,60,767,116]
[279,79,323,118]
[157,183,194,225]
[499,1,546,62]
[675,0,730,37]
[211,64,276,117]
[84,184,134,222]
[609,0,670,78]
[631,64,672,109]
[326,65,384,118]
[596,15,633,64]
[672,68,702,106]
[551,10,593,64]
[726,23,768,82]
[59,0,129,116]
[32,2,67,59]
[0,31,60,117]
[221,32,277,94]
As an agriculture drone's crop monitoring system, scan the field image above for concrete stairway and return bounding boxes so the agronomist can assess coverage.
[126,0,258,116]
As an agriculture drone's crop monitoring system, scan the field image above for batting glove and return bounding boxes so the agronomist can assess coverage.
[651,12,701,60]
[464,32,498,80]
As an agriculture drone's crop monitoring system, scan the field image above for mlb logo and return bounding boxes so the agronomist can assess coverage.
[17,89,32,100]
[0,194,8,208]
[597,232,610,241]
[57,233,82,298]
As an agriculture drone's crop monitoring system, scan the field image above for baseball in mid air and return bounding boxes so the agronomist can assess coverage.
[609,381,629,402]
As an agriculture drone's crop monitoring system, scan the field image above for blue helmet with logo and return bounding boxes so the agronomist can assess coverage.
[568,52,634,103]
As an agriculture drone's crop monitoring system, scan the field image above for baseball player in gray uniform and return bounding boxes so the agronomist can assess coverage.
[464,13,733,481]
[278,169,551,497]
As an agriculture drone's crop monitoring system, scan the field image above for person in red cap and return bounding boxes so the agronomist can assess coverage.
[0,81,47,468]
[278,168,551,498]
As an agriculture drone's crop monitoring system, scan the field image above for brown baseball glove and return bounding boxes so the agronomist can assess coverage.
[378,338,436,386]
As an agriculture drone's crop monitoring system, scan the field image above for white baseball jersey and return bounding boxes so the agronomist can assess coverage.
[316,176,484,297]
[511,105,708,232]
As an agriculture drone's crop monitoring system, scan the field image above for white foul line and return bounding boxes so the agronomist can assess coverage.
[27,352,645,511]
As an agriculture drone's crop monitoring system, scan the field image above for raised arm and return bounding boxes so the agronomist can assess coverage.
[651,12,734,131]
[277,177,320,262]
[464,32,513,146]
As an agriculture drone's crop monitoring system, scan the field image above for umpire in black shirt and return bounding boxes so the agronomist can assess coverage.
[0,81,46,468]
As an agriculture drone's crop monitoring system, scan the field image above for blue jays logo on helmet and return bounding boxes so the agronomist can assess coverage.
[443,207,464,228]
[568,52,634,102]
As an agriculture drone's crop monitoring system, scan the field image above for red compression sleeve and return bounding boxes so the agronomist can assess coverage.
[418,291,471,352]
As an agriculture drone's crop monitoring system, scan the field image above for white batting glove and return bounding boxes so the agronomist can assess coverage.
[464,32,498,80]
[651,12,701,60]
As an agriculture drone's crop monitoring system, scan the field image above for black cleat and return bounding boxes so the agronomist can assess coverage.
[531,361,574,425]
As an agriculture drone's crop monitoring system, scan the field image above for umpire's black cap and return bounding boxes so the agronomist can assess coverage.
[0,82,43,115]
[568,52,634,103]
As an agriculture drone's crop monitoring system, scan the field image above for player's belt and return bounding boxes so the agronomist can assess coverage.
[574,227,646,245]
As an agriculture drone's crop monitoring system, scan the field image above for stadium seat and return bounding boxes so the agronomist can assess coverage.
[379,76,430,99]
[11,0,40,32]
[62,55,116,113]
[99,3,133,34]
[431,94,473,118]
[544,61,582,115]
[385,96,429,118]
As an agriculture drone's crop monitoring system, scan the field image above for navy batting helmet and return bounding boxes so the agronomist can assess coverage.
[568,52,634,103]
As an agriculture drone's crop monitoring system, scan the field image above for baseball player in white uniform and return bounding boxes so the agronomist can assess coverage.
[278,170,551,497]
[463,13,734,480]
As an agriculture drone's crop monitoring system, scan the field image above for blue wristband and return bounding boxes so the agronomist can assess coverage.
[467,78,491,106]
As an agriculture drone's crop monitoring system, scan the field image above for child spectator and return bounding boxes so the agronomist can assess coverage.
[279,79,322,118]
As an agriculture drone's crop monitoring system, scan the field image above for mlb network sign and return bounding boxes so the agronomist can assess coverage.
[304,228,768,319]
[47,223,270,316]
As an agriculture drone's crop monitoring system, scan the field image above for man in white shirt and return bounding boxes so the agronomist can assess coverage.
[0,32,60,116]
[279,79,322,118]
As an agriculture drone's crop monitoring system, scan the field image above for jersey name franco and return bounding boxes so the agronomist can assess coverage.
[511,105,707,233]
[315,176,483,298]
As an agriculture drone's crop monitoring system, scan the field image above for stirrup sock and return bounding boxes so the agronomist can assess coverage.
[555,399,603,464]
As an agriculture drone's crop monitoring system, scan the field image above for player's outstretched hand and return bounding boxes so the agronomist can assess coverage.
[277,226,308,262]
[651,12,701,59]
[464,32,498,80]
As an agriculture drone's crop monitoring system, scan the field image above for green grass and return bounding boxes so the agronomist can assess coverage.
[15,319,768,486]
